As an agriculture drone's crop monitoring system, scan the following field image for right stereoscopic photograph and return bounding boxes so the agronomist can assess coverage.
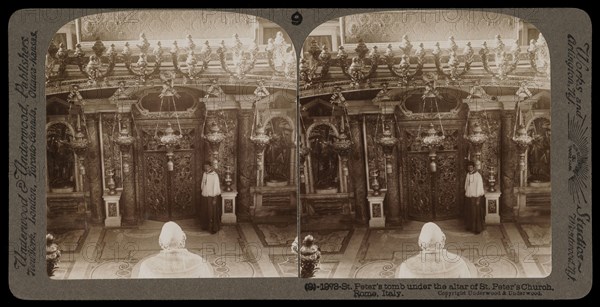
[298,10,551,278]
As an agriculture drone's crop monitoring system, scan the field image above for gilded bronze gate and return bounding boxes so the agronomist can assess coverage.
[400,122,466,221]
[137,124,200,222]
[142,151,196,221]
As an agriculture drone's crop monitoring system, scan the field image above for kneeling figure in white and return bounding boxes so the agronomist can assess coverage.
[397,222,472,278]
[138,221,213,278]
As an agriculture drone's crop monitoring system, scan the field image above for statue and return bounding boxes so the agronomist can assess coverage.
[254,79,270,98]
[527,119,551,182]
[46,234,61,277]
[292,235,321,278]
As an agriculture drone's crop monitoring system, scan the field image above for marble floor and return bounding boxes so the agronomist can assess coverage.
[51,219,299,279]
[50,218,551,279]
[307,219,551,278]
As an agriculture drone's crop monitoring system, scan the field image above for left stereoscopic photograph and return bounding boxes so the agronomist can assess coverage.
[44,9,298,279]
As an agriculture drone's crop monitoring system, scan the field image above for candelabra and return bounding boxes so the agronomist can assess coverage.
[527,34,550,78]
[203,120,226,167]
[160,122,181,171]
[224,165,233,192]
[466,122,488,171]
[299,39,331,87]
[512,124,533,172]
[45,42,69,84]
[432,36,475,81]
[384,35,425,86]
[488,166,497,192]
[122,33,163,84]
[422,123,445,173]
[114,118,135,174]
[266,31,296,80]
[333,132,352,177]
[171,35,212,83]
[250,125,271,172]
[376,124,398,175]
[69,113,89,176]
[106,168,117,195]
[338,39,380,88]
[74,39,117,86]
[480,35,521,80]
[370,168,381,196]
[217,33,258,80]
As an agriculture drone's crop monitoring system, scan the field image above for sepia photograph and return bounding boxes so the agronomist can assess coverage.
[298,10,551,278]
[8,7,592,300]
[43,9,298,279]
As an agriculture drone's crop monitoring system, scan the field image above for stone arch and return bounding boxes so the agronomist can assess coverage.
[46,121,79,192]
[263,114,295,143]
[305,121,340,147]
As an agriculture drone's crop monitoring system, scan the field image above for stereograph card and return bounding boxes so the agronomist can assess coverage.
[8,8,592,299]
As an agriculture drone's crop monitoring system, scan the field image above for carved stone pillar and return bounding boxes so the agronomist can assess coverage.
[236,109,254,221]
[85,114,104,224]
[384,120,401,226]
[349,117,368,224]
[467,112,480,167]
[500,111,517,222]
[120,115,137,225]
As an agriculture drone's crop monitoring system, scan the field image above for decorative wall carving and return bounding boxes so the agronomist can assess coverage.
[343,11,517,44]
[307,122,340,190]
[214,110,237,187]
[526,117,551,182]
[141,151,196,221]
[435,152,459,219]
[406,154,432,219]
[80,11,257,42]
[401,121,464,221]
[143,153,168,220]
[264,116,294,184]
[170,152,195,219]
[475,112,501,188]
[46,122,76,191]
[100,115,123,188]
[364,115,387,189]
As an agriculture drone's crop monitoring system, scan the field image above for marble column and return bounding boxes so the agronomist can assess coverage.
[384,120,401,226]
[349,117,368,224]
[120,115,137,225]
[236,109,254,221]
[85,114,104,224]
[500,111,517,222]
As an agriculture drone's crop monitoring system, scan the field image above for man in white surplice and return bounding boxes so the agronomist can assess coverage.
[200,161,221,233]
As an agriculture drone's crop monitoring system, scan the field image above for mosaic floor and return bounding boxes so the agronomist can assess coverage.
[50,219,551,279]
[308,219,552,278]
[51,220,297,279]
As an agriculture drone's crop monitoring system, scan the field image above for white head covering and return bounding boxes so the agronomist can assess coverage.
[158,221,186,250]
[418,222,446,252]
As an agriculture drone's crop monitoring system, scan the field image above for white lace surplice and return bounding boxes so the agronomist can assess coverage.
[138,249,214,279]
[397,250,472,278]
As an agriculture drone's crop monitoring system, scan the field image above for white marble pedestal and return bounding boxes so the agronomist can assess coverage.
[221,191,238,224]
[484,191,502,224]
[367,192,386,228]
[103,192,122,227]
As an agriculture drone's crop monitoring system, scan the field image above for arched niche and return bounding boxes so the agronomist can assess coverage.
[526,116,551,184]
[305,121,340,193]
[46,121,78,192]
[263,115,295,186]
